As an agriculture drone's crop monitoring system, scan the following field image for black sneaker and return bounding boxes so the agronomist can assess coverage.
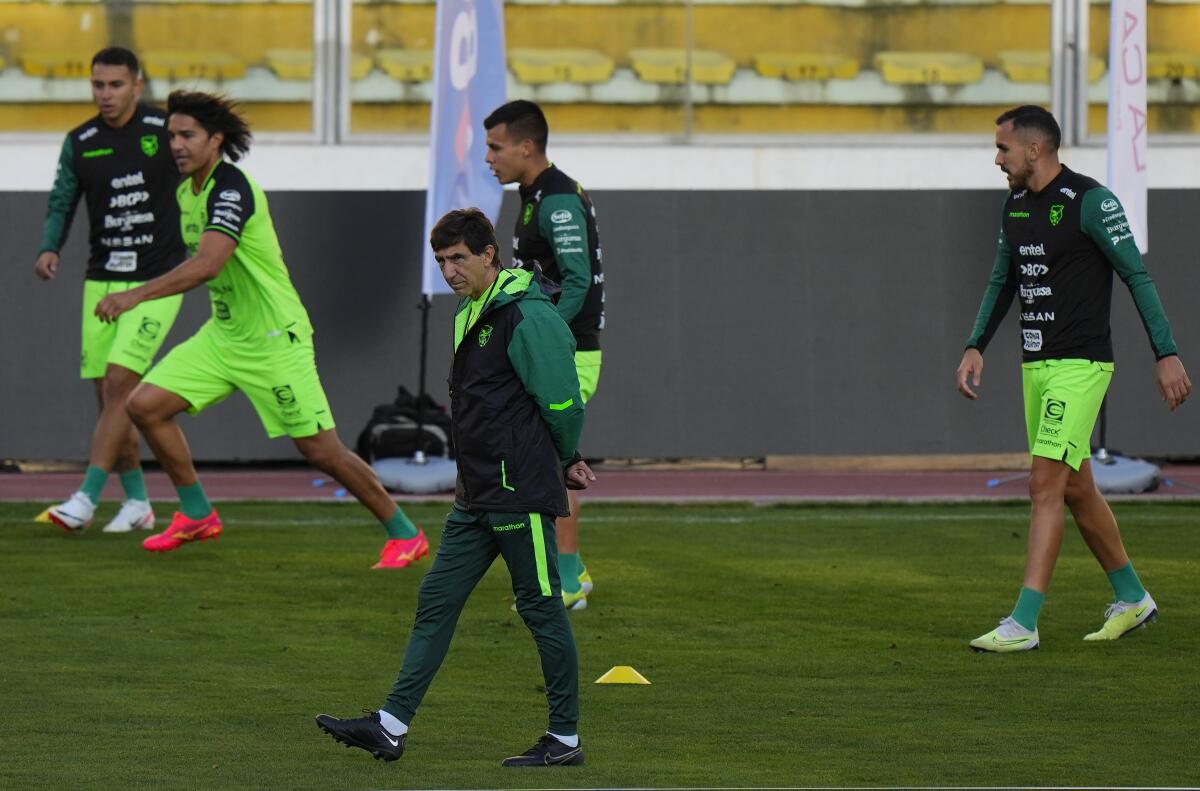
[501,733,584,767]
[314,710,405,762]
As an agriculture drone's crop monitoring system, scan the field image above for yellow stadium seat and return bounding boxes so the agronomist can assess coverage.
[629,48,737,85]
[754,53,859,81]
[1148,53,1200,80]
[263,50,372,81]
[19,51,93,79]
[376,49,433,82]
[142,51,247,81]
[509,49,614,85]
[873,52,983,85]
[998,50,1106,83]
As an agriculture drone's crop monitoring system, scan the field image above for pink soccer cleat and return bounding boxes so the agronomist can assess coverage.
[372,529,429,569]
[142,510,223,553]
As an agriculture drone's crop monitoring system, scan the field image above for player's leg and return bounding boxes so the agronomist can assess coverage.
[242,331,424,568]
[971,360,1072,652]
[95,287,184,532]
[1053,366,1158,640]
[556,350,601,608]
[39,282,118,531]
[131,327,232,551]
[497,511,582,766]
[316,508,497,761]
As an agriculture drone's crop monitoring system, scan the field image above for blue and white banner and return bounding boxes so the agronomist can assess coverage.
[421,0,507,296]
[1107,0,1148,253]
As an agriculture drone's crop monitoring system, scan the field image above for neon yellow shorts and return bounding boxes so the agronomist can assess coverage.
[1022,358,1113,471]
[575,350,602,404]
[80,279,183,379]
[143,321,336,439]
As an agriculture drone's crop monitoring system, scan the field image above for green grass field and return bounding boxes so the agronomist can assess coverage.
[3,500,1199,789]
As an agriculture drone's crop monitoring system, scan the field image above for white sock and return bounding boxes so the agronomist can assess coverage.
[547,731,578,748]
[378,709,408,736]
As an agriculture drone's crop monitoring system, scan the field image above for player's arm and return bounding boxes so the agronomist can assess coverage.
[537,193,592,323]
[34,135,83,280]
[1081,188,1190,409]
[93,231,235,322]
[958,219,1016,399]
[508,304,585,465]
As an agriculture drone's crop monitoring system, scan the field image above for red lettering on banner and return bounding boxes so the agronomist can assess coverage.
[1129,104,1147,171]
[1122,43,1144,84]
[1122,10,1138,41]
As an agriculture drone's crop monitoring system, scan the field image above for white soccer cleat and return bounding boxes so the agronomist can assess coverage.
[46,491,98,533]
[102,499,156,533]
[1084,592,1158,641]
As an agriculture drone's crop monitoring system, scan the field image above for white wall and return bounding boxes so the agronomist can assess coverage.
[5,141,1200,191]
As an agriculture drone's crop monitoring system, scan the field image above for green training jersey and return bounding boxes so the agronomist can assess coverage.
[177,161,312,345]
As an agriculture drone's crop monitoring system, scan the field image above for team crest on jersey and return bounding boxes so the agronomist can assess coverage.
[1049,204,1064,226]
[522,204,534,225]
[477,325,493,347]
[140,135,159,157]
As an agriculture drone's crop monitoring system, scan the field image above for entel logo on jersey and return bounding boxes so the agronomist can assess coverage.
[219,190,241,202]
[1060,187,1076,200]
[79,127,98,141]
[1018,243,1045,256]
[550,209,572,224]
[142,115,165,127]
[1101,198,1120,213]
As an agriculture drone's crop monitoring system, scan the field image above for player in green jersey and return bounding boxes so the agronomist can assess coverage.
[33,48,186,535]
[957,106,1191,652]
[94,91,426,568]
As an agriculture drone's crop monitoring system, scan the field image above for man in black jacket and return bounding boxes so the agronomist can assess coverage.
[316,208,595,767]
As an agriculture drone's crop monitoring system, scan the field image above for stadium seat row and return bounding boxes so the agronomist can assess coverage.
[12,48,1200,86]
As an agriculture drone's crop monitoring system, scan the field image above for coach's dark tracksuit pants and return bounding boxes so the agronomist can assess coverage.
[382,507,580,734]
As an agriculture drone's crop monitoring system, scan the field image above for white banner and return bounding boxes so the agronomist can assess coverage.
[1107,0,1149,253]
[420,0,506,296]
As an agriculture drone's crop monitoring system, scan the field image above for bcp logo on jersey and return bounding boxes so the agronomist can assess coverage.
[1049,205,1064,226]
[1043,399,1066,423]
[140,135,159,157]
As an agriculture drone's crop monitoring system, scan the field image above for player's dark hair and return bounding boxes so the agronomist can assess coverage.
[996,105,1061,152]
[430,208,499,263]
[167,90,252,162]
[91,47,140,77]
[483,100,549,153]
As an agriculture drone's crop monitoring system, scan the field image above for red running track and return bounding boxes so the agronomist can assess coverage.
[4,466,1200,503]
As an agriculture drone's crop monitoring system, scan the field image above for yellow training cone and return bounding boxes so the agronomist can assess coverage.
[595,665,651,685]
[33,508,53,523]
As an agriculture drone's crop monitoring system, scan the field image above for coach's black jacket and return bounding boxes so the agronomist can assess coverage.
[449,266,585,517]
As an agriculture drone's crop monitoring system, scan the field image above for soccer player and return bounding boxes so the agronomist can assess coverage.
[33,47,186,534]
[93,90,427,569]
[483,100,605,611]
[957,105,1191,652]
[315,208,594,766]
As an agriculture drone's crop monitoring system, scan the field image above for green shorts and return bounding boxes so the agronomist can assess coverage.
[143,321,336,439]
[80,279,183,379]
[575,349,602,404]
[1022,358,1113,471]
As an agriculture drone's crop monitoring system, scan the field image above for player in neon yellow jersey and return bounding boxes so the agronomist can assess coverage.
[95,91,425,568]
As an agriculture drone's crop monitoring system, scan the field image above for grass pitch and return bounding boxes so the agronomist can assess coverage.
[2,500,1199,789]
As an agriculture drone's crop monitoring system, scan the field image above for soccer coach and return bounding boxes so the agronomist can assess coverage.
[317,208,595,767]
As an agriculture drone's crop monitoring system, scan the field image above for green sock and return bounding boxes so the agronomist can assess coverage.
[176,482,213,519]
[559,552,582,594]
[79,465,109,504]
[1106,562,1147,603]
[383,509,418,539]
[1010,587,1044,631]
[119,468,149,502]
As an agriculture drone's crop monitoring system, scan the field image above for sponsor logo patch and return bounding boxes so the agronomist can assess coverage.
[1043,399,1066,422]
[1101,198,1120,213]
[550,209,572,224]
[273,385,296,405]
[219,189,241,202]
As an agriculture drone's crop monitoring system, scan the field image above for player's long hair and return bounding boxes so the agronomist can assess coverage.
[167,90,253,162]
